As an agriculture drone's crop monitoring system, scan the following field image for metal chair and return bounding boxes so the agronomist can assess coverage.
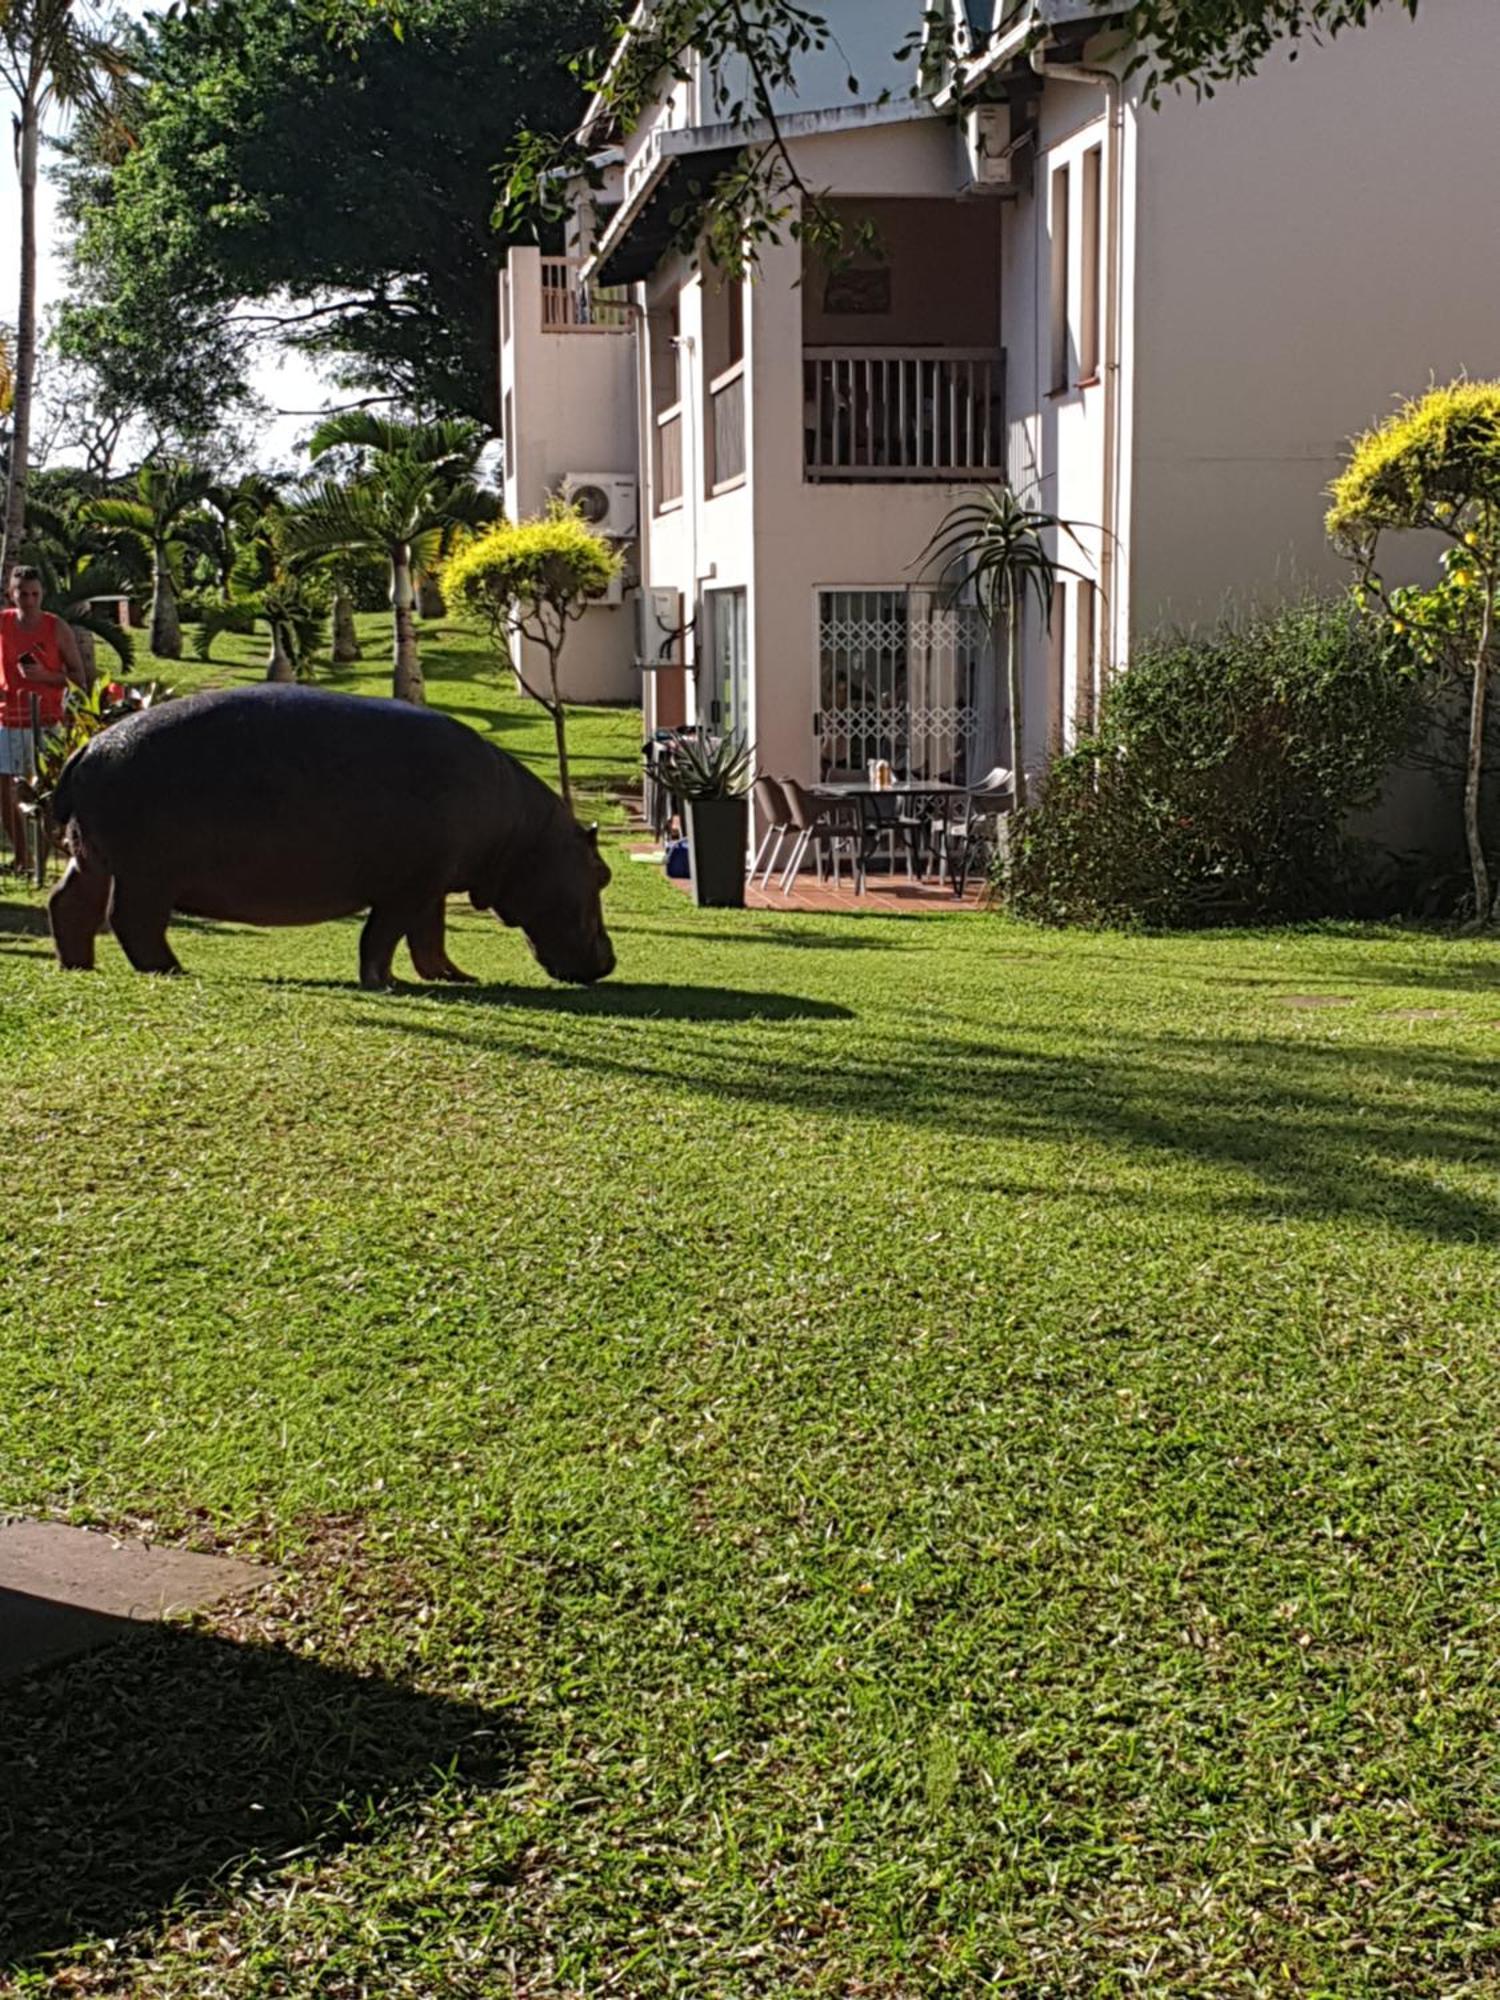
[779,778,865,895]
[928,768,1013,897]
[749,775,796,888]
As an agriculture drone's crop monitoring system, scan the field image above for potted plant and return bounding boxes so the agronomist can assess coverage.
[663,733,753,908]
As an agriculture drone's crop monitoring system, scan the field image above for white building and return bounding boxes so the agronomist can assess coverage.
[500,0,1500,811]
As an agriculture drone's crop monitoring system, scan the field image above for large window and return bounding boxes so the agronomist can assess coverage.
[816,589,997,783]
[704,588,749,739]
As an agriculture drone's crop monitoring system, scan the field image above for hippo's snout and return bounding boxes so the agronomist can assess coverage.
[534,934,616,986]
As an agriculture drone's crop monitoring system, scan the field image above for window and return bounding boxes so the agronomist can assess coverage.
[816,589,995,783]
[1075,579,1097,732]
[705,589,749,738]
[1080,146,1102,383]
[1049,163,1071,395]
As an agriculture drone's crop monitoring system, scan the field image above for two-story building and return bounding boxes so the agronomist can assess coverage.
[499,0,1500,819]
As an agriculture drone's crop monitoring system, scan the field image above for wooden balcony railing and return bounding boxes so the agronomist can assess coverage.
[540,257,631,334]
[656,403,684,509]
[709,363,746,490]
[804,347,1006,482]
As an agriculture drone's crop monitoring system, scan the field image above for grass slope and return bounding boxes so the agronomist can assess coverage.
[2,617,1500,1994]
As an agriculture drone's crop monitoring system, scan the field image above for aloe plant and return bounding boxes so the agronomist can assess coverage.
[661,731,753,802]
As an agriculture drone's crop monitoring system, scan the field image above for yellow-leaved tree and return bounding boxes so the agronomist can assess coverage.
[445,502,620,809]
[1328,381,1500,924]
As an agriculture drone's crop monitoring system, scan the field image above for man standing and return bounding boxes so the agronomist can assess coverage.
[0,566,87,870]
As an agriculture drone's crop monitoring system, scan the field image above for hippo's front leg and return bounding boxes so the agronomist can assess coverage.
[405,896,476,985]
[49,856,112,971]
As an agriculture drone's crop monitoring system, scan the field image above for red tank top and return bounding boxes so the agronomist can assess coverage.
[0,610,67,729]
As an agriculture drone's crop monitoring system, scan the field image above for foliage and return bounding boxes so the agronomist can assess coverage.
[84,460,220,659]
[20,672,172,813]
[659,730,752,802]
[445,501,619,805]
[919,487,1091,810]
[444,505,620,624]
[1002,599,1421,926]
[285,413,498,701]
[1327,381,1500,922]
[7,626,1500,1994]
[57,0,609,429]
[18,478,138,665]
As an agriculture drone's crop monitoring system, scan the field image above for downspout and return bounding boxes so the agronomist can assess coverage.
[1030,42,1125,688]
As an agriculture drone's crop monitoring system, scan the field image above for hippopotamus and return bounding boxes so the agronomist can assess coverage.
[47,685,615,988]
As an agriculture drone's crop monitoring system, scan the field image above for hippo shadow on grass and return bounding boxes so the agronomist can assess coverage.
[0,1619,519,1970]
[269,978,856,1025]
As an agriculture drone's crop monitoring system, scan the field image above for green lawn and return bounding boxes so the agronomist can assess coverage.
[3,617,1500,1995]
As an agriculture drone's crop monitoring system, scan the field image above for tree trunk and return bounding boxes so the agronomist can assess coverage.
[390,547,424,703]
[332,589,362,664]
[3,100,41,574]
[1468,587,1494,923]
[547,646,572,808]
[150,550,182,660]
[265,619,296,682]
[1007,592,1027,811]
[70,625,98,692]
[418,572,447,620]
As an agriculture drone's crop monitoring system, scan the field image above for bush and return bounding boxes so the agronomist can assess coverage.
[1001,599,1422,927]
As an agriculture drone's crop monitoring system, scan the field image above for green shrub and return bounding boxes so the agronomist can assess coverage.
[1001,599,1421,927]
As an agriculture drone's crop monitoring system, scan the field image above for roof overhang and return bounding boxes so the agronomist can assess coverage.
[585,99,938,289]
[942,0,1125,103]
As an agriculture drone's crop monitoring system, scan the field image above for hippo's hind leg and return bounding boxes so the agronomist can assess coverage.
[108,876,183,976]
[49,856,112,971]
[406,897,476,984]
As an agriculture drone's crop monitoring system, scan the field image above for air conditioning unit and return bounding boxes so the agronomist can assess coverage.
[561,472,638,540]
[961,103,1028,193]
[633,586,684,669]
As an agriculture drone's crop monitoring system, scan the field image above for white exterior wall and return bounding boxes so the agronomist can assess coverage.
[1127,0,1500,631]
[633,117,999,813]
[499,249,640,704]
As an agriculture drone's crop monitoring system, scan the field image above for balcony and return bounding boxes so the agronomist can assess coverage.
[804,348,1006,483]
[540,257,630,334]
[709,362,746,491]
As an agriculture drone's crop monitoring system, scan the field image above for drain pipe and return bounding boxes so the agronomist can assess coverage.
[1030,41,1125,688]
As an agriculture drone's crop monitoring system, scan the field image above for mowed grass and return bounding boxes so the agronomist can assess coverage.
[3,616,1500,1994]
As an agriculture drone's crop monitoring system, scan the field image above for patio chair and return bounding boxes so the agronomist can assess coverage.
[749,775,796,888]
[928,767,1013,897]
[778,778,865,895]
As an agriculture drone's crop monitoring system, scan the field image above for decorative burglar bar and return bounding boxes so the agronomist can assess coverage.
[816,589,997,783]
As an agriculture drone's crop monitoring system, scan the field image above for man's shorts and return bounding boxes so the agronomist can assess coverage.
[0,727,36,780]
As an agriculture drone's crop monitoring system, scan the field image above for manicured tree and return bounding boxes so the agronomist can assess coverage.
[0,0,130,569]
[84,460,217,660]
[445,504,620,808]
[1328,381,1500,924]
[919,488,1091,809]
[283,414,498,703]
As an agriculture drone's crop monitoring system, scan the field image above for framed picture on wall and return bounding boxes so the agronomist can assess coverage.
[822,264,892,316]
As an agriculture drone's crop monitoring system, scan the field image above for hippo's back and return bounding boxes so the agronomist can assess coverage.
[58,686,530,924]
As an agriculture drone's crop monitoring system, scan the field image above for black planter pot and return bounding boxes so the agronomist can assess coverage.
[685,795,749,908]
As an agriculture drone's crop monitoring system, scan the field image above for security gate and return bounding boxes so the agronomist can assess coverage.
[816,588,998,782]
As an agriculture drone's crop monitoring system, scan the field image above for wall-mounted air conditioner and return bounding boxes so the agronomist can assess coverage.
[961,102,1029,194]
[561,472,638,540]
[633,586,684,669]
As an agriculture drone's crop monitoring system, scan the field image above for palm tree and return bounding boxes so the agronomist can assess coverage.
[919,489,1094,810]
[284,415,498,703]
[21,486,137,674]
[84,460,217,659]
[0,0,131,569]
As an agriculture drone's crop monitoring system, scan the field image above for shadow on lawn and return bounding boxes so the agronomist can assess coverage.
[273,977,855,1024]
[0,1621,517,1969]
[372,1009,1500,1243]
[0,897,48,938]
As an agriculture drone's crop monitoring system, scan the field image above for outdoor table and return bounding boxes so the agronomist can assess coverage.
[811,781,985,886]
